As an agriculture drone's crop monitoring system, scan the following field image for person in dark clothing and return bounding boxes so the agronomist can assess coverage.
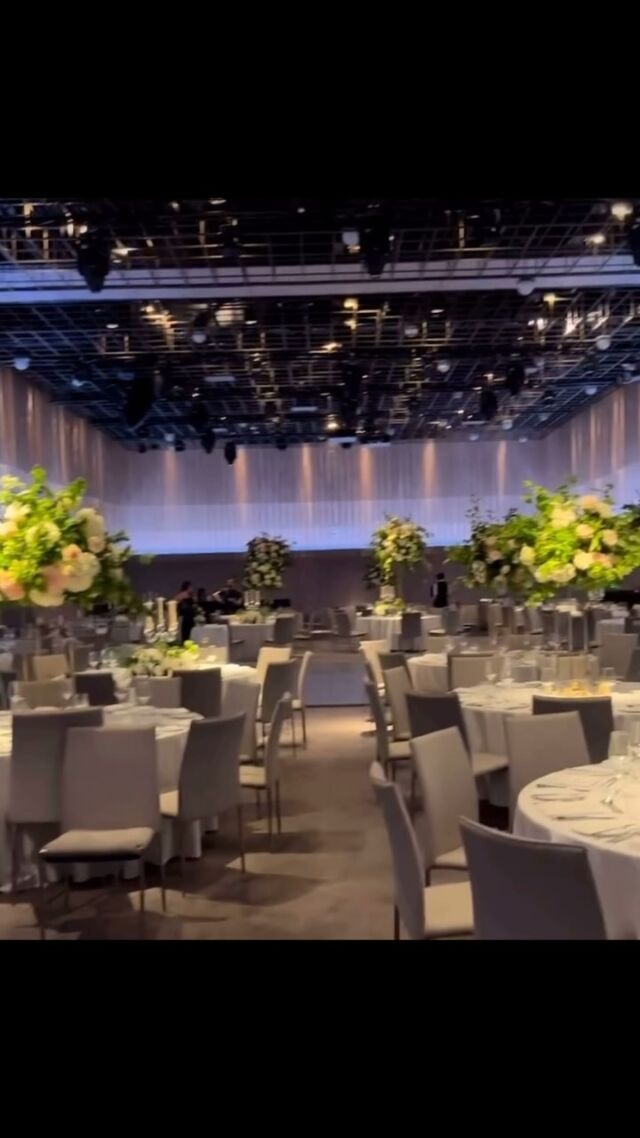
[430,571,448,608]
[175,581,195,643]
[214,578,244,615]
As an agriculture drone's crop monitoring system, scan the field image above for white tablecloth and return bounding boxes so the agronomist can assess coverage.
[356,614,442,650]
[454,683,640,759]
[407,654,449,692]
[515,763,640,938]
[597,618,626,642]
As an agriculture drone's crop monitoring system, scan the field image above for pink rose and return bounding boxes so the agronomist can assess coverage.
[42,564,67,593]
[0,570,25,601]
[61,543,82,561]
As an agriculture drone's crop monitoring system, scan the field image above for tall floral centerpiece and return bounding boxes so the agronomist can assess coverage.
[368,515,429,612]
[243,534,292,603]
[448,482,640,604]
[0,466,138,610]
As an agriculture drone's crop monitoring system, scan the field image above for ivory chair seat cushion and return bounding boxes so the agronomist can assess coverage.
[472,752,509,777]
[423,882,474,937]
[40,827,155,860]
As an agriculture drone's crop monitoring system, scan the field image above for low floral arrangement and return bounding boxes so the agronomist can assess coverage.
[232,608,270,624]
[243,533,291,591]
[448,482,640,603]
[127,638,199,675]
[373,597,407,615]
[0,466,139,610]
[367,515,430,591]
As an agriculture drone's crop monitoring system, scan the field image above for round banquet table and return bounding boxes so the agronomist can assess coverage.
[515,763,640,938]
[356,613,442,650]
[407,653,449,692]
[0,696,259,891]
[453,682,640,760]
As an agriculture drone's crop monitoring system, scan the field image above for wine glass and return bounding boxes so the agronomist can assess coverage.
[601,666,616,693]
[88,651,100,671]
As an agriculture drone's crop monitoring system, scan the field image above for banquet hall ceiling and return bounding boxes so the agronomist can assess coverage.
[0,197,638,449]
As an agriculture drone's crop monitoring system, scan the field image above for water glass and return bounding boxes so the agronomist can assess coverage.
[601,666,616,692]
[485,658,498,686]
[609,730,630,765]
[88,651,100,670]
[137,677,151,706]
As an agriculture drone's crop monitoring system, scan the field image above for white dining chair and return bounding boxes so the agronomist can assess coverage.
[32,654,68,681]
[240,694,291,843]
[38,725,162,932]
[172,667,221,718]
[532,694,613,764]
[255,645,291,686]
[460,818,606,939]
[411,727,477,882]
[222,677,260,761]
[7,708,103,891]
[364,680,411,780]
[360,639,391,696]
[504,711,590,824]
[258,660,297,749]
[370,761,474,940]
[291,650,312,746]
[16,679,69,709]
[599,633,638,678]
[383,666,412,741]
[73,671,117,706]
[449,654,494,689]
[160,714,246,876]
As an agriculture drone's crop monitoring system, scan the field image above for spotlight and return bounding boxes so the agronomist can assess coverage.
[174,440,185,453]
[403,323,420,338]
[502,418,514,431]
[342,228,360,248]
[469,433,480,441]
[76,226,111,292]
[224,441,237,465]
[190,311,210,345]
[585,384,598,396]
[360,213,391,277]
[124,371,156,428]
[516,278,536,296]
[611,201,633,222]
[479,389,498,421]
[137,443,148,454]
[275,437,288,451]
[201,428,216,454]
[436,361,451,374]
[220,222,241,264]
[596,335,611,351]
[13,355,30,371]
[505,362,525,396]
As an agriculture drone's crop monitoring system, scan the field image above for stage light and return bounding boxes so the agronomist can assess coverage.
[13,355,30,371]
[516,278,536,296]
[76,227,111,292]
[342,228,360,248]
[585,232,606,247]
[174,440,185,453]
[502,418,513,430]
[479,389,498,421]
[519,435,528,443]
[360,213,391,277]
[585,384,598,396]
[436,361,450,374]
[596,335,611,351]
[469,433,480,441]
[343,297,359,311]
[224,441,237,465]
[611,201,633,221]
[201,428,216,454]
[275,437,288,451]
[190,311,210,345]
[505,361,525,396]
[124,371,156,428]
[137,443,147,454]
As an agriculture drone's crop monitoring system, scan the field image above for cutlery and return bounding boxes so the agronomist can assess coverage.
[552,813,616,820]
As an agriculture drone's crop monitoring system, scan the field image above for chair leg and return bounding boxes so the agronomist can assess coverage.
[63,872,71,914]
[390,762,397,782]
[9,823,20,896]
[255,789,261,819]
[301,706,307,747]
[159,859,167,912]
[275,781,282,835]
[266,788,273,848]
[393,905,400,940]
[290,715,296,756]
[237,804,246,873]
[409,770,417,817]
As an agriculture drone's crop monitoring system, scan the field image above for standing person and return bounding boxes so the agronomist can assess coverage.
[430,571,448,608]
[175,581,195,643]
[214,578,244,615]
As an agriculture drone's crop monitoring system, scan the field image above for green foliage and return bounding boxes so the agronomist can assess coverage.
[243,534,292,590]
[368,515,430,588]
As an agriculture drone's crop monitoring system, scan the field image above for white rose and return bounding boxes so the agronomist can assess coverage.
[5,502,30,522]
[75,507,106,538]
[575,523,594,540]
[500,565,511,576]
[88,534,106,553]
[602,529,618,546]
[596,501,613,518]
[573,550,594,570]
[0,520,17,538]
[580,495,600,512]
[551,506,577,529]
[29,588,64,607]
[487,550,502,563]
[519,544,535,566]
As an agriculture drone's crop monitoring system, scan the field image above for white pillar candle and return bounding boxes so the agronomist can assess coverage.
[167,600,178,630]
[144,614,155,634]
[156,597,165,626]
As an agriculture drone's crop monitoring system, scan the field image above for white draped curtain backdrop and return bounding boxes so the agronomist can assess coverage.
[1,366,639,555]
